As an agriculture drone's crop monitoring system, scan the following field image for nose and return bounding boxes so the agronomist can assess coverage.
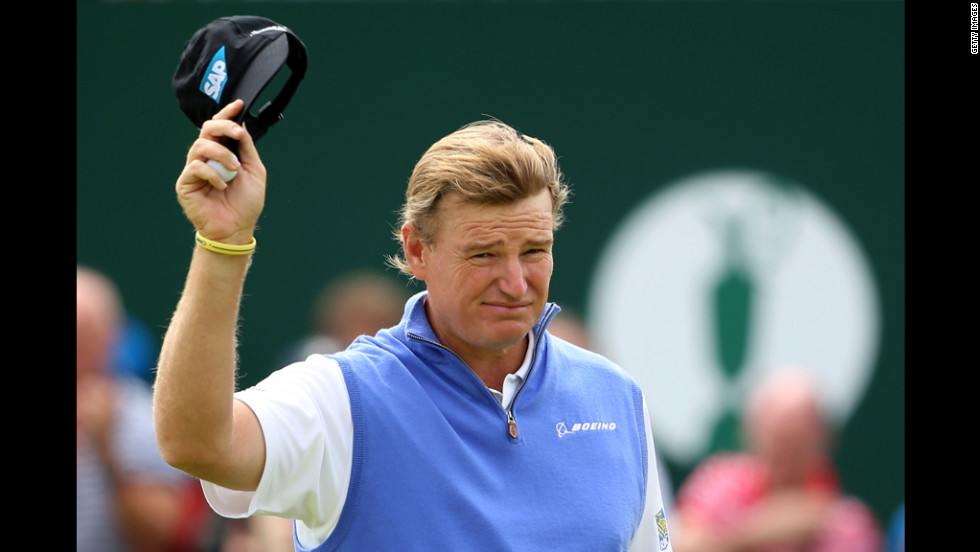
[497,256,528,298]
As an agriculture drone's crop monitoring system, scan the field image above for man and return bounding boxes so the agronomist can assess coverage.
[154,99,673,551]
[671,369,881,552]
[77,266,196,551]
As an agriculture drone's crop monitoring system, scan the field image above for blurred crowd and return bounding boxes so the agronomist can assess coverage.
[78,265,214,552]
[78,264,903,552]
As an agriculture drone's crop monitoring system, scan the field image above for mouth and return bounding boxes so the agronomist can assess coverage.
[481,301,532,315]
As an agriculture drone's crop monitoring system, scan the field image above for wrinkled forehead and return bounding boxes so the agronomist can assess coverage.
[434,190,554,242]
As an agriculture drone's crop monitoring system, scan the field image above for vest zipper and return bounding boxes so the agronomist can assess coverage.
[407,303,560,440]
[506,410,519,438]
[504,303,558,439]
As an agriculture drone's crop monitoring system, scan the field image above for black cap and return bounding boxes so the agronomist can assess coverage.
[172,15,308,145]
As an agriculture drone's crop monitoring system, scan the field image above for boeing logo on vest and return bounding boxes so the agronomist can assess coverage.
[555,421,618,438]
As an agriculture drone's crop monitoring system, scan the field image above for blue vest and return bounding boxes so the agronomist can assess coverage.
[305,292,648,552]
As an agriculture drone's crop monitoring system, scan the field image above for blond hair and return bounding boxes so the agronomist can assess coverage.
[387,119,570,276]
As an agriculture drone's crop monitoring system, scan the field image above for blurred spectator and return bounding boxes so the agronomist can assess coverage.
[545,308,595,352]
[671,368,882,552]
[276,268,411,364]
[883,501,904,552]
[547,307,676,516]
[77,265,207,551]
[112,314,159,386]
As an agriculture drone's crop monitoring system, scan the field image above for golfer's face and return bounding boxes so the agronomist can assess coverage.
[420,189,554,359]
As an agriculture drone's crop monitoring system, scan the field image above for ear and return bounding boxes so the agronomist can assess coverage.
[402,223,427,280]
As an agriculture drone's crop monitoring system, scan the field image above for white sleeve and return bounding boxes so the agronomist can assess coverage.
[201,354,353,547]
[629,395,674,552]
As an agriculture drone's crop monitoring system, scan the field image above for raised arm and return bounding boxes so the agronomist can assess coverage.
[154,99,268,491]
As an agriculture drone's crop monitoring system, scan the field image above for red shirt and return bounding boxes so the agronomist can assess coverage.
[674,453,882,552]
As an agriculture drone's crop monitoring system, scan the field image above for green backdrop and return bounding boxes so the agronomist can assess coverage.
[77,0,904,526]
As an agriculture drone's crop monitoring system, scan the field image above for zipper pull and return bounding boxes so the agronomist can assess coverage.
[507,410,518,439]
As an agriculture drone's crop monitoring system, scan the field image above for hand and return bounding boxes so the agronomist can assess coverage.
[675,490,835,552]
[176,99,267,244]
[734,489,835,548]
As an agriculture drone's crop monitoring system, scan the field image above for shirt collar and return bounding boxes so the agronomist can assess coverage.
[513,331,535,382]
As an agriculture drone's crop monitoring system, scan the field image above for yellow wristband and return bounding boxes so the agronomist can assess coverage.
[195,231,256,256]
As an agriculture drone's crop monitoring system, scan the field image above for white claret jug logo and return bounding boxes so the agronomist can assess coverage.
[556,421,618,438]
[200,46,229,102]
[588,169,880,467]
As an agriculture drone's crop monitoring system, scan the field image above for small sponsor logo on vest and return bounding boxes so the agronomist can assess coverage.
[556,421,617,438]
[656,508,670,550]
[200,46,228,103]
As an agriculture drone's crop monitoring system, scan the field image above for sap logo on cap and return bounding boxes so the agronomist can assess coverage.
[200,46,228,103]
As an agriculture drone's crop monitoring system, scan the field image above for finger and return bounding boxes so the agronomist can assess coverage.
[187,136,241,170]
[179,158,232,191]
[235,120,258,164]
[199,117,246,144]
[213,98,245,121]
[198,99,247,143]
